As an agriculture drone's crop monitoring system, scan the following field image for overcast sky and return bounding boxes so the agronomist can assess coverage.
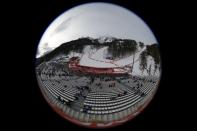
[37,2,158,58]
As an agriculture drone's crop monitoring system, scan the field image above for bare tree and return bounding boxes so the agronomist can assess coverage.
[139,50,147,75]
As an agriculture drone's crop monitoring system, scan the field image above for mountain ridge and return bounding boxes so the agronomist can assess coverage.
[36,37,158,66]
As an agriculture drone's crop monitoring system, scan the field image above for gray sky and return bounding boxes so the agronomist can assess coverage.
[37,3,158,58]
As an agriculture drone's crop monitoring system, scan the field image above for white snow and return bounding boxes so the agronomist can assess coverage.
[79,46,139,68]
[132,55,160,76]
[79,53,117,68]
[114,46,145,66]
[67,52,81,58]
[77,46,160,76]
[90,47,112,63]
[98,36,114,43]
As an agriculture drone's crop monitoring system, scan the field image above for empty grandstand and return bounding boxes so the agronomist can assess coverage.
[36,54,160,128]
[36,36,161,128]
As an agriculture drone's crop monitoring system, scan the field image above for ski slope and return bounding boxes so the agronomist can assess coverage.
[78,46,160,76]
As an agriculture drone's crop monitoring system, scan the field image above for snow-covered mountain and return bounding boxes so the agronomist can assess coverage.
[79,45,160,76]
[36,37,161,77]
[97,36,115,43]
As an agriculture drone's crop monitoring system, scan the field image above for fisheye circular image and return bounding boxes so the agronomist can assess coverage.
[35,2,161,128]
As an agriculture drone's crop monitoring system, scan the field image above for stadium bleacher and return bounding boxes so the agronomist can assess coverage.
[36,59,159,124]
